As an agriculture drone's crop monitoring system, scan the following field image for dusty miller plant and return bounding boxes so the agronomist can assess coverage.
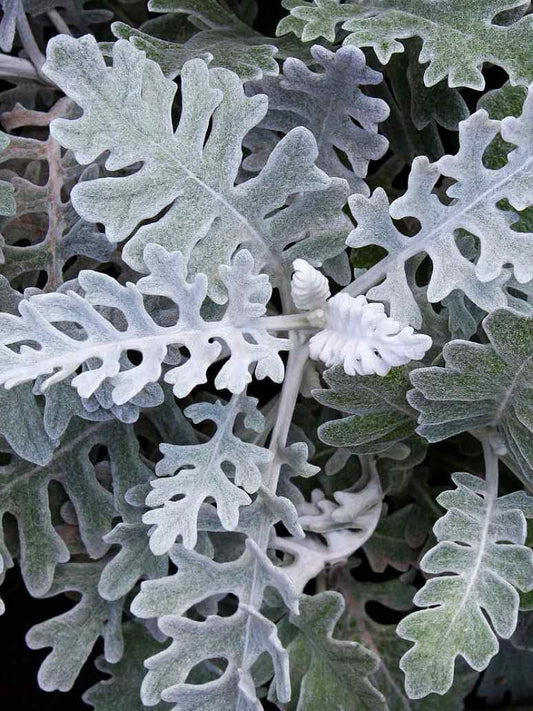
[2,0,533,709]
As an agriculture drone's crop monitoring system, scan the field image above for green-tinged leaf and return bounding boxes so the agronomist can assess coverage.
[363,504,419,572]
[278,0,533,90]
[277,591,386,711]
[111,19,279,82]
[26,561,125,692]
[346,83,533,328]
[314,365,418,453]
[398,470,533,698]
[337,576,478,711]
[43,35,348,297]
[83,623,169,711]
[0,418,151,597]
[409,308,533,487]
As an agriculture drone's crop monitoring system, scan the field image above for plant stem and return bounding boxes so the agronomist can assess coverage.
[262,338,310,493]
[47,10,72,36]
[480,430,500,504]
[237,336,310,705]
[0,53,42,81]
[260,308,326,332]
[16,12,46,73]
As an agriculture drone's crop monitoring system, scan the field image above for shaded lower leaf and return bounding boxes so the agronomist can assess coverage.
[278,591,386,711]
[84,623,169,711]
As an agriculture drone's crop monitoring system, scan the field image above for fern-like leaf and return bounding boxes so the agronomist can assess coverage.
[278,0,533,90]
[246,44,389,193]
[42,35,349,298]
[346,83,533,327]
[0,245,289,404]
[397,469,533,698]
[144,394,272,550]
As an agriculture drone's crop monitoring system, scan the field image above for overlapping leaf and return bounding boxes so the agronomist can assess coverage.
[111,0,279,82]
[84,623,168,711]
[131,503,300,710]
[42,35,350,298]
[0,99,112,291]
[0,417,153,599]
[276,591,386,711]
[144,394,272,551]
[26,561,126,692]
[314,364,419,453]
[246,44,389,193]
[346,82,533,328]
[398,471,533,697]
[409,308,533,487]
[273,458,382,592]
[337,575,478,710]
[278,0,533,90]
[0,245,290,405]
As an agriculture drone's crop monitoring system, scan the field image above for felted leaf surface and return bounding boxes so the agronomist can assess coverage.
[144,394,272,551]
[397,472,533,698]
[0,130,15,223]
[346,82,533,328]
[409,308,533,486]
[26,561,125,692]
[338,576,478,711]
[314,364,418,453]
[111,3,279,81]
[246,44,389,193]
[141,0,312,68]
[278,0,533,90]
[0,245,289,405]
[362,503,419,573]
[83,623,168,711]
[273,459,382,592]
[42,35,347,298]
[132,534,298,710]
[279,591,386,711]
[0,417,152,599]
[362,41,468,197]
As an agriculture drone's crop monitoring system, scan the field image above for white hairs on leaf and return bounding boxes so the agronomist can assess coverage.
[311,293,432,376]
[291,258,331,310]
[291,260,432,376]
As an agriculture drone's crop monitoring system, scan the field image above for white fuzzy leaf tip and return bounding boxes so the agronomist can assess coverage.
[310,293,432,376]
[291,259,331,310]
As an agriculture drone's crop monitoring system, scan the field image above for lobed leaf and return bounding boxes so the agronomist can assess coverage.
[278,0,533,90]
[409,308,533,487]
[0,245,289,405]
[42,36,348,298]
[347,83,533,327]
[398,471,533,697]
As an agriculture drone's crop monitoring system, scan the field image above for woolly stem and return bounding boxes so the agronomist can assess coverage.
[0,53,42,81]
[262,337,310,493]
[480,430,500,503]
[259,311,324,331]
[16,12,46,74]
[47,10,72,36]
[237,336,310,705]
